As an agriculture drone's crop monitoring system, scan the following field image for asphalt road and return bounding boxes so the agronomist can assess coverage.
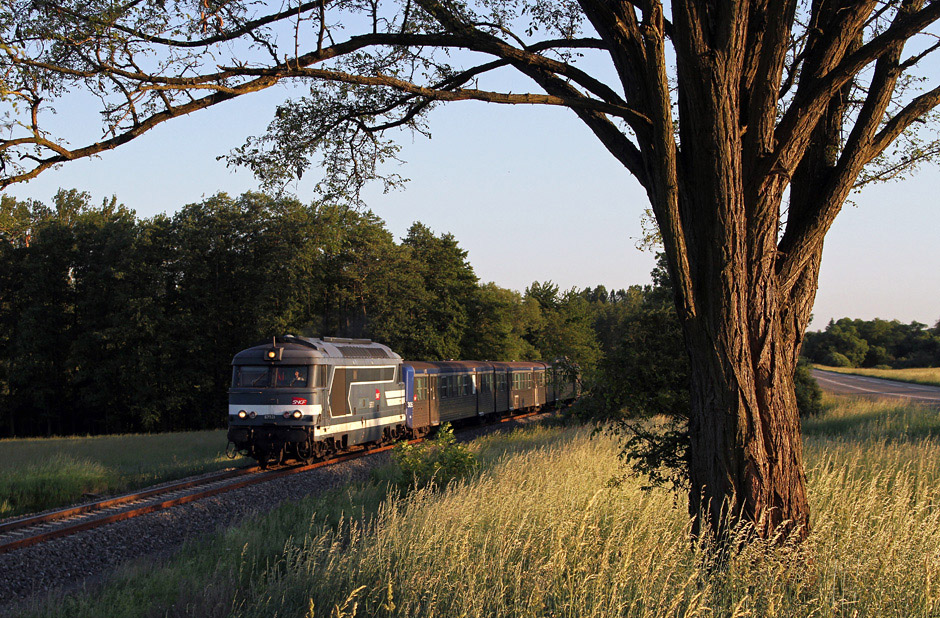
[812,368,940,406]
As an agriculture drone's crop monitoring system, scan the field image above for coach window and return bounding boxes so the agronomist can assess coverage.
[415,376,428,401]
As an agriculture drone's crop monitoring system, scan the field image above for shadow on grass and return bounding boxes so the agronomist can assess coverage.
[802,402,940,444]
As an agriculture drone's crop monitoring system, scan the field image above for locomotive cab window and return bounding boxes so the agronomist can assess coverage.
[233,366,269,388]
[233,365,318,388]
[275,366,310,387]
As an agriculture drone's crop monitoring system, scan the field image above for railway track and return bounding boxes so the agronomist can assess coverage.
[0,410,542,556]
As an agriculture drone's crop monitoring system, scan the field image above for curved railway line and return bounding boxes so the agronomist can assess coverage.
[0,410,541,557]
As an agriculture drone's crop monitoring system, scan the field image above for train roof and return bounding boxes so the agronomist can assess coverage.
[232,336,401,365]
[404,360,550,374]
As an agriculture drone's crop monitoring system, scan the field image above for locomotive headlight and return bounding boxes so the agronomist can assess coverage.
[292,409,302,419]
[248,411,257,419]
[237,410,247,419]
[283,411,291,419]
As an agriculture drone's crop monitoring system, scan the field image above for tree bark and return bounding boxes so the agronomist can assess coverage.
[683,291,811,542]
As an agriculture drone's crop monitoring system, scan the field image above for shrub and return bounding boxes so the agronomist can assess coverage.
[823,351,854,367]
[795,359,824,417]
[390,424,477,491]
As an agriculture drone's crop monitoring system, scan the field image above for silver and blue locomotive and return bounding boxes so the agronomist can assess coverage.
[227,335,578,466]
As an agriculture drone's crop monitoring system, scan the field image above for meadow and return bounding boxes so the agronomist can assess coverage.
[815,365,940,388]
[0,430,245,517]
[20,395,940,618]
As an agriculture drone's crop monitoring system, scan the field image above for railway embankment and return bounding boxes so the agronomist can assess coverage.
[0,412,550,616]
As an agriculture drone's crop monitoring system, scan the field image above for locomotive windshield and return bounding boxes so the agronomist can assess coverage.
[233,365,310,388]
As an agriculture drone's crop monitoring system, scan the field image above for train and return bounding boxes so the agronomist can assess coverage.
[226,335,579,466]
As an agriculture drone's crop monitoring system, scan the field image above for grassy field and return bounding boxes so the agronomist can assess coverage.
[0,430,245,517]
[815,364,940,388]
[19,395,940,618]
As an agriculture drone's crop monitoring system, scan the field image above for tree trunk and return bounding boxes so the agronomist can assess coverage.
[658,1,815,543]
[674,174,813,541]
[684,307,811,542]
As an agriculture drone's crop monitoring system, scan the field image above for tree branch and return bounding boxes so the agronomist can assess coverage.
[770,1,940,180]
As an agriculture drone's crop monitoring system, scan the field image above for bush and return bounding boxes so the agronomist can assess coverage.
[823,351,854,367]
[795,359,824,417]
[390,424,477,491]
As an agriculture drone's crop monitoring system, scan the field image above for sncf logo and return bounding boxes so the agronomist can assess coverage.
[292,397,307,405]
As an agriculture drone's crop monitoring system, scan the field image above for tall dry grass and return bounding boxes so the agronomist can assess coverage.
[23,399,940,618]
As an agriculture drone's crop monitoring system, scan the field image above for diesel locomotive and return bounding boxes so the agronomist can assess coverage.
[226,335,578,466]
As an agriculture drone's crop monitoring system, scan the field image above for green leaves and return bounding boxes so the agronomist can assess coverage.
[226,86,412,202]
[389,423,478,490]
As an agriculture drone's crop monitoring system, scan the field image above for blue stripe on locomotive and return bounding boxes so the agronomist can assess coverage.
[403,363,415,428]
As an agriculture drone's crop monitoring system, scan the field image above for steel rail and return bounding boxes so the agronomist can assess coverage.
[0,409,545,555]
[0,466,260,537]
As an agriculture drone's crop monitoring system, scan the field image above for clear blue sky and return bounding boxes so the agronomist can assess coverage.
[4,86,940,332]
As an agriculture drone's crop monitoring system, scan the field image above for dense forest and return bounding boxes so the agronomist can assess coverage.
[0,189,686,438]
[804,318,940,369]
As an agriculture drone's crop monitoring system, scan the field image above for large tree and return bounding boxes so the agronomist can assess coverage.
[3,0,940,540]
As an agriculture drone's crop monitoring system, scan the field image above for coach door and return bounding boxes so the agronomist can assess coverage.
[428,375,441,425]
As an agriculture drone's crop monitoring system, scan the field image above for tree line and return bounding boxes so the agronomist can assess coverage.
[1,189,682,438]
[803,317,940,369]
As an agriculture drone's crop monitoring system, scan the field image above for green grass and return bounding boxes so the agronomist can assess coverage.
[815,364,940,388]
[19,400,940,617]
[0,430,245,517]
[802,394,940,442]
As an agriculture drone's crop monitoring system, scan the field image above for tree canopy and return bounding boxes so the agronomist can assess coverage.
[6,1,937,196]
[805,317,940,368]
